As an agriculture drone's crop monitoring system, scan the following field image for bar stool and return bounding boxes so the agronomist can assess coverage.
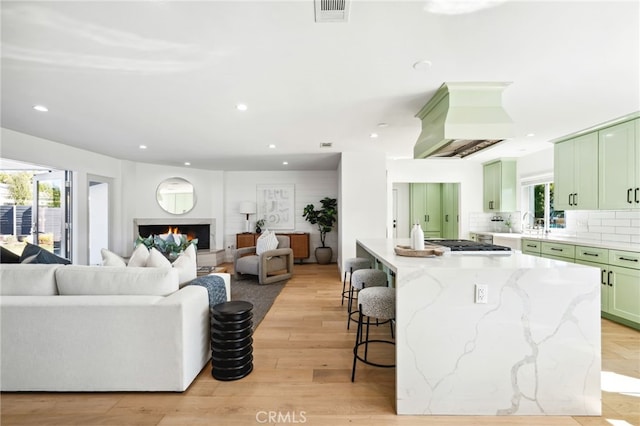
[347,268,387,330]
[342,257,372,305]
[351,286,396,382]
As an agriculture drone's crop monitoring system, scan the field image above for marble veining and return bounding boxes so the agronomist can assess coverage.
[358,238,602,416]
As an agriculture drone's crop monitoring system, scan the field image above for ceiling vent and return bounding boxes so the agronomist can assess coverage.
[314,0,350,23]
[320,142,333,148]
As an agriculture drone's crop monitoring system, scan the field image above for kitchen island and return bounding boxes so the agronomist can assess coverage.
[356,238,601,416]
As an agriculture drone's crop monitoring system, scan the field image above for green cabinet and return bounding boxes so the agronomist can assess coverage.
[540,241,575,260]
[554,132,599,210]
[607,265,640,325]
[410,183,442,237]
[483,160,516,212]
[521,239,541,256]
[441,183,459,239]
[599,119,640,209]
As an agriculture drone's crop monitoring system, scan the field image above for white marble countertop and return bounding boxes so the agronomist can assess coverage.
[470,231,640,252]
[358,238,585,273]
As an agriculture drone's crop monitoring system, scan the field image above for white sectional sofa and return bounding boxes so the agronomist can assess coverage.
[0,264,230,392]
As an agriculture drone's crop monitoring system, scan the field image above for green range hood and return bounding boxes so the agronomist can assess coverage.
[414,82,515,159]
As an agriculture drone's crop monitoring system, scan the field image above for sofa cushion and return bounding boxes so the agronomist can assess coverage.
[56,265,179,296]
[172,244,197,286]
[0,264,60,295]
[0,246,21,264]
[19,243,71,265]
[127,244,149,267]
[146,247,171,268]
[101,248,127,267]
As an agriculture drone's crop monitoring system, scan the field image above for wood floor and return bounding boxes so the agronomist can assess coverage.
[2,263,639,426]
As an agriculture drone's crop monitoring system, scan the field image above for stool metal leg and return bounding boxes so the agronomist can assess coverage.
[351,309,364,382]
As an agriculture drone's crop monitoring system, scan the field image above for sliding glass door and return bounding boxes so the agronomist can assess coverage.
[32,170,72,259]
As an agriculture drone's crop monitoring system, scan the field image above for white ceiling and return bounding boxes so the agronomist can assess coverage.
[1,0,639,171]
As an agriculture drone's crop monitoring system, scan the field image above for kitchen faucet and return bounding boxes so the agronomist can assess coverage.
[522,212,531,233]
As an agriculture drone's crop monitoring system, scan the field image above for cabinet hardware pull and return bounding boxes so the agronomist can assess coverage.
[619,257,639,262]
[601,269,606,285]
[607,271,613,286]
[424,215,427,222]
[550,247,563,251]
[445,214,449,222]
[526,244,536,248]
[574,193,578,205]
[627,188,633,203]
[427,215,430,222]
[583,252,598,257]
[568,194,572,206]
[635,187,639,203]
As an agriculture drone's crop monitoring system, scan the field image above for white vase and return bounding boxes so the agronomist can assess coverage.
[413,224,425,250]
[410,224,417,249]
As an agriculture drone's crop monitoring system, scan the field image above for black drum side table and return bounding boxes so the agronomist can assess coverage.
[210,300,254,381]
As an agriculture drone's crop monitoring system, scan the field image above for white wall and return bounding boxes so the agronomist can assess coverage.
[125,162,225,252]
[387,158,484,239]
[339,152,388,272]
[224,170,339,262]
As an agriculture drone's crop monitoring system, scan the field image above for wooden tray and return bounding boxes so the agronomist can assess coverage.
[394,245,444,257]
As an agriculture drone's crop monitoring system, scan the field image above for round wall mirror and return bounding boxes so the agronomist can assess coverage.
[156,177,196,214]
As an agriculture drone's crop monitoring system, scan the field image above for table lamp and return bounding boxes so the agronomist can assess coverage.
[239,201,256,233]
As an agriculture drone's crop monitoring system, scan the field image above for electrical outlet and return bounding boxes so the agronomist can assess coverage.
[475,284,488,304]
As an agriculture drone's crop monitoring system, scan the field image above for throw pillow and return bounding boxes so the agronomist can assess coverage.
[146,247,171,268]
[172,244,197,286]
[100,248,127,267]
[19,243,71,265]
[0,246,21,264]
[127,244,149,267]
[256,230,279,255]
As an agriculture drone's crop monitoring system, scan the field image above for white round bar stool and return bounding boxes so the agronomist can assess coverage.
[347,268,387,330]
[341,257,372,306]
[351,286,396,382]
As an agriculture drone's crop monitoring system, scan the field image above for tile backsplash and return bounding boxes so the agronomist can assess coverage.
[470,210,640,244]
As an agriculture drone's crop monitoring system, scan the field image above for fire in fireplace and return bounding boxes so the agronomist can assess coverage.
[137,224,210,251]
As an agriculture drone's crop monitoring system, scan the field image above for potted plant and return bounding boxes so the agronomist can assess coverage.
[302,197,337,264]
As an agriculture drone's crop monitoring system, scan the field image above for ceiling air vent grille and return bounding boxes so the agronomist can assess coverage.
[315,0,350,23]
[320,142,333,148]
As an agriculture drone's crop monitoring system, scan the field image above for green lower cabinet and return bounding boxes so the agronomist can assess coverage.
[575,260,608,312]
[521,239,541,256]
[607,265,640,326]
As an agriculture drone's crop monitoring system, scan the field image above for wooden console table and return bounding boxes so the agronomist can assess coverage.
[236,233,310,262]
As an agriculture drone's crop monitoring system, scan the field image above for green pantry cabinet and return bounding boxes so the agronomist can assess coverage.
[553,114,640,210]
[410,183,459,239]
[483,160,516,212]
[522,238,640,329]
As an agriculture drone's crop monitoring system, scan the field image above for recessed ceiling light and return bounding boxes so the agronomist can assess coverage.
[412,60,432,71]
[184,162,191,166]
[33,105,48,112]
[236,103,248,111]
[370,133,379,139]
[526,133,535,137]
[377,123,389,128]
[139,145,147,149]
[268,144,276,149]
[282,161,288,165]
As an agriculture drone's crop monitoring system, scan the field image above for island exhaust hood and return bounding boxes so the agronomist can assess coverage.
[414,82,515,159]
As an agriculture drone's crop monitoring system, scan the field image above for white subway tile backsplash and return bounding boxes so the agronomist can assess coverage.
[586,211,616,219]
[632,235,640,244]
[602,219,631,227]
[587,219,601,227]
[575,232,602,240]
[615,227,640,236]
[615,211,640,219]
[589,226,616,233]
[632,219,640,227]
[601,233,631,243]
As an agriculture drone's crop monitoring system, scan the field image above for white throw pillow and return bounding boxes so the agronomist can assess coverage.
[256,230,279,255]
[172,244,197,286]
[128,244,149,267]
[146,247,172,268]
[100,248,127,267]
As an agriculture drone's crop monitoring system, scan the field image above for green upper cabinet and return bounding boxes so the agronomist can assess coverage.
[441,183,459,239]
[554,132,599,210]
[483,160,516,212]
[410,183,442,236]
[598,119,640,209]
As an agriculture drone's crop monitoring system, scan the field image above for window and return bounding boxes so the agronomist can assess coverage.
[522,181,565,231]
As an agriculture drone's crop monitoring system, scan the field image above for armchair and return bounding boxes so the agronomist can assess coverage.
[234,235,294,285]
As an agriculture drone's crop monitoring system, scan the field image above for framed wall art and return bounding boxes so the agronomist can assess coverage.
[256,184,295,230]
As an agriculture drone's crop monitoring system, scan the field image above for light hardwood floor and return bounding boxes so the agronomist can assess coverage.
[2,264,639,426]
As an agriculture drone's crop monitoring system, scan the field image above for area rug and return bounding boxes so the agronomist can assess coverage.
[230,275,286,330]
